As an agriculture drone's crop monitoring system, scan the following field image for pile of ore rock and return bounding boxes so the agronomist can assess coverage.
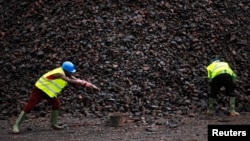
[0,0,249,119]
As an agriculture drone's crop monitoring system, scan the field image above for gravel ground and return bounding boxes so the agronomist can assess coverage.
[1,112,249,141]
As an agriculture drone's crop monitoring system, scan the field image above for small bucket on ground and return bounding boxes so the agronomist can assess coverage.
[109,113,125,127]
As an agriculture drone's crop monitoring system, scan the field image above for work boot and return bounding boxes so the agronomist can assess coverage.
[229,97,240,116]
[206,98,215,115]
[51,110,64,130]
[13,111,26,134]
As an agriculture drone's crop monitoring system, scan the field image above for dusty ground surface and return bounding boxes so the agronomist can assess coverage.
[1,112,249,141]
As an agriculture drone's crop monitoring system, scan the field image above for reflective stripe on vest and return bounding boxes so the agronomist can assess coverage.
[35,67,67,98]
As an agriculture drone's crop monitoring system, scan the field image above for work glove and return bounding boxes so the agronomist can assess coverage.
[75,79,89,86]
[91,84,100,91]
[78,80,92,87]
[76,79,100,91]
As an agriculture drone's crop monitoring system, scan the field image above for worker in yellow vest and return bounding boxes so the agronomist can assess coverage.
[13,61,99,134]
[206,58,239,116]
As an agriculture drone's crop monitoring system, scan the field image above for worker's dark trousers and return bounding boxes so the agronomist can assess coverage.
[23,86,61,113]
[209,73,236,98]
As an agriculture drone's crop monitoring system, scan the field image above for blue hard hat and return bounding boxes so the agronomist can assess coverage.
[62,61,76,73]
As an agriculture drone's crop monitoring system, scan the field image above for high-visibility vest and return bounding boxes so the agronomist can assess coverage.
[35,67,68,98]
[206,61,236,80]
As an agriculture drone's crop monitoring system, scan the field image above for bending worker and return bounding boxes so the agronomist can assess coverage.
[206,58,239,116]
[13,61,99,133]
